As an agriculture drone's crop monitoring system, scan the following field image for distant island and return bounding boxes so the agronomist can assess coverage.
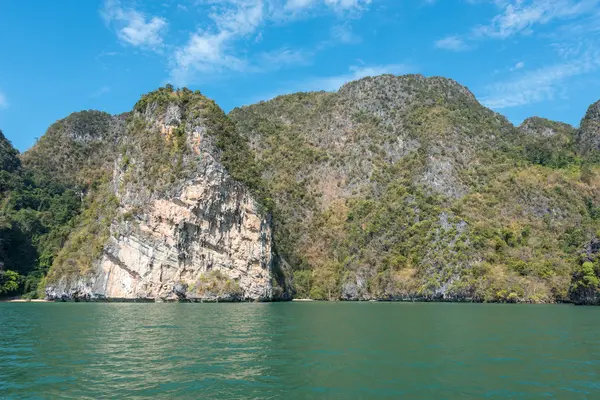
[1,75,599,305]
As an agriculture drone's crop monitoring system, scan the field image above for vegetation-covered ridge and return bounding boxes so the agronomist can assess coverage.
[2,74,600,304]
[229,74,600,304]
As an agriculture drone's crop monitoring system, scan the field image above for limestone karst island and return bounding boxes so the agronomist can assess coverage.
[2,78,600,304]
[2,1,600,398]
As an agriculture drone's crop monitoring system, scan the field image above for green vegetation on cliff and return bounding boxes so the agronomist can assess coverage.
[125,85,267,208]
[230,74,600,304]
[0,128,82,297]
[3,75,600,303]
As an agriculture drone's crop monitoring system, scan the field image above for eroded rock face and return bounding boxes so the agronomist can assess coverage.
[46,92,282,302]
[576,100,600,154]
[47,178,273,301]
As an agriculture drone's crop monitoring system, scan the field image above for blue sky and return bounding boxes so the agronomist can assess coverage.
[1,0,600,151]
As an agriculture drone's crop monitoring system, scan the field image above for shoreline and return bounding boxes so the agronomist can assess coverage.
[1,299,54,303]
[0,297,582,305]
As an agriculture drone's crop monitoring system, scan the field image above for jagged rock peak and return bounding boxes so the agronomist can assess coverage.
[576,99,600,154]
[519,116,574,138]
[20,111,126,187]
[45,110,124,143]
[133,86,226,126]
[338,74,478,103]
[583,99,600,122]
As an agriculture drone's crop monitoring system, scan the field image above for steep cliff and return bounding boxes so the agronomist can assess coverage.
[40,87,285,301]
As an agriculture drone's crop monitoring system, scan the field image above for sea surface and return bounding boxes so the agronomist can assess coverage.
[1,302,599,399]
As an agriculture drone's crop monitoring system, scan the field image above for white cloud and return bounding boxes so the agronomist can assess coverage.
[0,91,7,109]
[96,51,119,60]
[434,36,470,51]
[102,0,372,85]
[284,0,371,11]
[473,0,598,39]
[323,0,371,11]
[510,61,525,71]
[169,0,371,84]
[330,23,362,44]
[170,0,263,84]
[102,0,167,49]
[259,48,311,69]
[90,86,111,98]
[481,50,600,108]
[285,0,315,9]
[435,0,600,50]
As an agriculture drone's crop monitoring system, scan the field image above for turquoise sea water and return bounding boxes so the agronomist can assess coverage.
[1,302,599,399]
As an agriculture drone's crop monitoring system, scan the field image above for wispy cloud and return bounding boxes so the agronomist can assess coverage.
[102,0,373,85]
[90,86,111,98]
[101,0,167,50]
[168,0,371,85]
[471,1,600,109]
[285,0,314,9]
[96,51,119,59]
[481,49,600,109]
[435,0,600,50]
[510,61,525,71]
[323,0,372,12]
[473,0,599,39]
[258,48,312,70]
[284,0,371,12]
[330,23,362,44]
[0,90,8,110]
[170,0,262,84]
[434,36,470,51]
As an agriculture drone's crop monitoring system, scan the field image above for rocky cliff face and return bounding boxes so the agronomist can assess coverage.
[43,88,284,301]
[45,148,275,302]
[576,100,600,156]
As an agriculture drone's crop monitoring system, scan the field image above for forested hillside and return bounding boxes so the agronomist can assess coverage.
[230,75,600,304]
[2,75,600,303]
[0,111,127,297]
[0,129,80,296]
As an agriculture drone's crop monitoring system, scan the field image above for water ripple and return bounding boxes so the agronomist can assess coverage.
[1,303,599,399]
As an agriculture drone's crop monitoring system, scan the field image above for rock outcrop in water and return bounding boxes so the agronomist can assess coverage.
[45,156,275,302]
[31,88,285,301]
